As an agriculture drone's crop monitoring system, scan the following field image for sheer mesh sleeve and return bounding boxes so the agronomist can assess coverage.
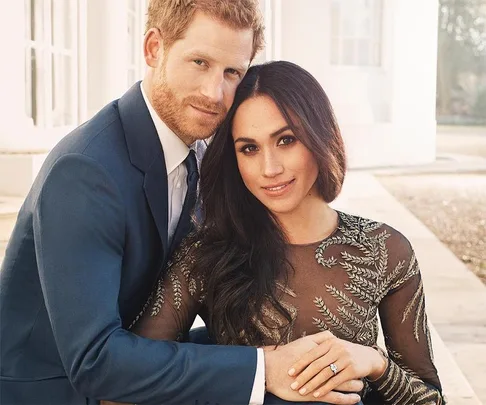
[128,234,205,342]
[369,233,444,404]
[101,236,204,405]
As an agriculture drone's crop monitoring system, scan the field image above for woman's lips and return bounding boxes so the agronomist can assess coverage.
[261,179,295,196]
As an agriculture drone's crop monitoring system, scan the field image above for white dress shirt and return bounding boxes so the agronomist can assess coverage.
[140,82,265,404]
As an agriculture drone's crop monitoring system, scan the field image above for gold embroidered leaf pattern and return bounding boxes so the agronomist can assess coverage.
[355,330,372,343]
[128,294,153,330]
[168,269,183,310]
[143,212,442,404]
[325,285,368,317]
[308,212,442,403]
[342,261,380,279]
[316,256,338,268]
[413,294,426,342]
[252,300,298,344]
[151,277,166,316]
[314,297,354,339]
[390,254,419,291]
[373,357,443,404]
[312,317,329,331]
[344,282,375,305]
[402,279,424,323]
[188,277,197,296]
[337,306,363,329]
[348,272,378,292]
[340,250,375,265]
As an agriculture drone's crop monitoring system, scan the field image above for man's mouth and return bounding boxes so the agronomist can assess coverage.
[191,105,218,115]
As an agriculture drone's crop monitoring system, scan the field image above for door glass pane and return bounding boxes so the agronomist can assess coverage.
[342,39,356,65]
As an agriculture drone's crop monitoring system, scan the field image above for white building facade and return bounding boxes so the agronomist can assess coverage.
[0,0,439,197]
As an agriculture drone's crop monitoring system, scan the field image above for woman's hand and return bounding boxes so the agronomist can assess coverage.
[264,332,363,404]
[287,332,387,399]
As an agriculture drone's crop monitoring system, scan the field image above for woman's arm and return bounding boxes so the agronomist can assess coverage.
[101,236,204,405]
[284,233,444,404]
[365,246,444,404]
[129,236,205,341]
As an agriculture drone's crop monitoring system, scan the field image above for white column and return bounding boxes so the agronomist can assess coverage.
[390,0,439,164]
[271,0,282,61]
[0,0,33,151]
[86,0,129,118]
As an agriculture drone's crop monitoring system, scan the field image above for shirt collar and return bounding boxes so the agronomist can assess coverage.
[140,82,189,174]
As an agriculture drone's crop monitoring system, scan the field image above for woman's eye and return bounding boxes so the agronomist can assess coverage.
[241,145,258,154]
[194,59,205,66]
[278,136,296,146]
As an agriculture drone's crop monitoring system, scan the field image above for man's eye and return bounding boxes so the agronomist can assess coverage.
[194,60,204,66]
[226,68,240,77]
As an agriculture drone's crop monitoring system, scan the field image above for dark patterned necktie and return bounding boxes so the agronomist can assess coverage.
[183,149,199,217]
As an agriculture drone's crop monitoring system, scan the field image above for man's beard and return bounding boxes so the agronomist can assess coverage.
[151,77,227,144]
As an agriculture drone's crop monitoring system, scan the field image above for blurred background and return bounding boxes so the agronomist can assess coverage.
[0,0,484,403]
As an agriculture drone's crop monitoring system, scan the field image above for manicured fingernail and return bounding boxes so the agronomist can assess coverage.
[313,392,320,398]
[288,368,295,376]
[299,388,307,395]
[290,381,299,390]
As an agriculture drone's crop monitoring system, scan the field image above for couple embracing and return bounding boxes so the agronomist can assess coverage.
[0,1,444,404]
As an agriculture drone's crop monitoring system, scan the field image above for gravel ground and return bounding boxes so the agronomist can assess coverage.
[378,174,486,284]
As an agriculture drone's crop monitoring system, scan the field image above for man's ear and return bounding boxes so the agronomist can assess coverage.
[144,28,164,68]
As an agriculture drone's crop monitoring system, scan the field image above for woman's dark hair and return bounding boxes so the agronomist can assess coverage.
[196,61,346,345]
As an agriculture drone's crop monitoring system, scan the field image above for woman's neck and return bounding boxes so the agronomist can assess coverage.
[275,198,339,245]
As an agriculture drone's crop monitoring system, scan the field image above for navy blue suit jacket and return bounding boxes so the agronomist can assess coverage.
[0,83,257,405]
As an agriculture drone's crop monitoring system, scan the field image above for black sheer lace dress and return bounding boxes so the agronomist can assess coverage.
[130,211,445,405]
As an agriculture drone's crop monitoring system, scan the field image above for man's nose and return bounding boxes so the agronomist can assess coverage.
[199,71,224,105]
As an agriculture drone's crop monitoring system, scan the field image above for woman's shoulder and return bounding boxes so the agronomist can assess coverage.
[337,210,414,256]
[337,211,419,288]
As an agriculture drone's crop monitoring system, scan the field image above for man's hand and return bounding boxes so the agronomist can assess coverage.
[264,332,362,404]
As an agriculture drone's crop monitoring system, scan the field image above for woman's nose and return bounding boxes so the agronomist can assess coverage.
[262,153,284,178]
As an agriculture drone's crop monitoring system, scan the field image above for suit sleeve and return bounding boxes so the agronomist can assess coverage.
[33,153,257,405]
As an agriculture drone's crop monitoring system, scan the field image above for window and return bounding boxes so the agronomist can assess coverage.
[25,0,79,128]
[127,0,147,87]
[330,0,383,67]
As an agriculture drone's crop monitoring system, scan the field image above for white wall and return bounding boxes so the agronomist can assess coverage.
[0,0,439,177]
[86,0,130,118]
[265,0,439,168]
[0,1,32,152]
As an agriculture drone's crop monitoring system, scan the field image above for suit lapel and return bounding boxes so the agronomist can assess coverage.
[143,158,169,258]
[118,82,169,259]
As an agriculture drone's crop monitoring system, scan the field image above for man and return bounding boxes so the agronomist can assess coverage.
[0,1,362,404]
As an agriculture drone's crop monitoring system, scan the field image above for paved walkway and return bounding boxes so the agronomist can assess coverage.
[332,171,486,405]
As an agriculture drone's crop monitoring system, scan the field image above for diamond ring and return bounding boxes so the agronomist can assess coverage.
[329,363,338,375]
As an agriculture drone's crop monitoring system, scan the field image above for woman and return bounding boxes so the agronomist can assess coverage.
[127,61,444,404]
